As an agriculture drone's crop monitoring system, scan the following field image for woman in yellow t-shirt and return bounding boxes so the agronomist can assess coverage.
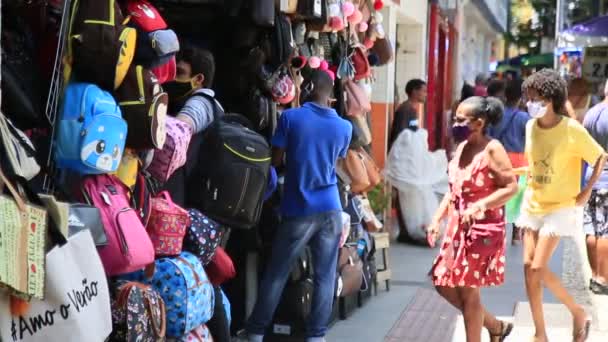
[517,69,607,342]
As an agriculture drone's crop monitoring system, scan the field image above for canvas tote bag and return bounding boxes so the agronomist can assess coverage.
[0,168,47,300]
[0,230,113,342]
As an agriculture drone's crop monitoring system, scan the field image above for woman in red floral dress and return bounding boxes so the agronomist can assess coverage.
[428,97,518,342]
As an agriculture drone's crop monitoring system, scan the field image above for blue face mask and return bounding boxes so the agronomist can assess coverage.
[452,123,471,142]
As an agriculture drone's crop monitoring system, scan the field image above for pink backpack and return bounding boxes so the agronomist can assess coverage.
[148,191,190,256]
[147,116,192,182]
[81,174,155,276]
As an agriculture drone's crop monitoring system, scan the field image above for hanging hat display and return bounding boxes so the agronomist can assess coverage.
[348,10,363,24]
[342,1,355,17]
[374,0,384,10]
[358,22,369,33]
[308,56,322,69]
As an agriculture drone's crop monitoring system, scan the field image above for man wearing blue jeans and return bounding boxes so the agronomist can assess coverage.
[246,70,352,342]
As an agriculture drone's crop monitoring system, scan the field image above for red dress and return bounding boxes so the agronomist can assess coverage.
[430,143,506,288]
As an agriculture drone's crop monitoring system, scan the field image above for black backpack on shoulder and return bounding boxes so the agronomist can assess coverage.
[189,111,271,229]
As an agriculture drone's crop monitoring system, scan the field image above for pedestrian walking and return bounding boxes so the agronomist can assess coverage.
[516,69,607,342]
[488,79,532,245]
[582,81,608,295]
[428,96,518,342]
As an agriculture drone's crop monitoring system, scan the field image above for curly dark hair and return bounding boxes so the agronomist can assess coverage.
[522,68,568,115]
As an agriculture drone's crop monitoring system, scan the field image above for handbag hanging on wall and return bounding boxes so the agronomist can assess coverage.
[0,168,47,300]
[0,229,113,342]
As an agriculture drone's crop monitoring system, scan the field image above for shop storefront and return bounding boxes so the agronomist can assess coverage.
[0,1,395,341]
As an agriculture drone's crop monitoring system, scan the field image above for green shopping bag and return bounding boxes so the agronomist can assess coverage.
[506,176,527,223]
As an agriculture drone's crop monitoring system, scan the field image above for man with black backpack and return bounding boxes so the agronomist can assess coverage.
[244,70,352,342]
[162,44,224,207]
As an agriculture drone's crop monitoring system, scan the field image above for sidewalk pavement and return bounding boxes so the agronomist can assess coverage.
[327,224,607,341]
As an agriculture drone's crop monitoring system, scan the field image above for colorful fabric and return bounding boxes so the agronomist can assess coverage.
[524,117,604,215]
[430,142,506,288]
[183,209,224,265]
[506,175,527,223]
[584,189,608,238]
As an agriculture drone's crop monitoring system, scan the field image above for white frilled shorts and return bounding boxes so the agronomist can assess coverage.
[515,206,583,237]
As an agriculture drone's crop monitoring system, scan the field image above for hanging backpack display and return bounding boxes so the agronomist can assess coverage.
[147,116,192,182]
[168,324,213,342]
[183,208,225,265]
[109,281,167,342]
[124,252,215,337]
[191,113,271,229]
[125,0,181,68]
[270,12,295,67]
[0,111,41,180]
[81,174,155,276]
[147,191,191,256]
[115,64,169,150]
[68,0,137,90]
[55,83,127,174]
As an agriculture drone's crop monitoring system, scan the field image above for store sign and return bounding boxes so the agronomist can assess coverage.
[583,46,608,82]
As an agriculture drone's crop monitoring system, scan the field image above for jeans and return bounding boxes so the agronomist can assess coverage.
[247,210,342,338]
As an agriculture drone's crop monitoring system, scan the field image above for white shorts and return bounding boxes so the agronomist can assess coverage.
[515,206,583,237]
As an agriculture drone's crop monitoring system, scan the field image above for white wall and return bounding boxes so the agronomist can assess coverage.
[394,24,426,104]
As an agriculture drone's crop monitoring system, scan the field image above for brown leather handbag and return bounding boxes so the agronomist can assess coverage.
[371,38,394,66]
[337,245,364,297]
[339,149,371,193]
[359,148,381,190]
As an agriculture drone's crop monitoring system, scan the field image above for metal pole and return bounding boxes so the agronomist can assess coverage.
[554,0,564,69]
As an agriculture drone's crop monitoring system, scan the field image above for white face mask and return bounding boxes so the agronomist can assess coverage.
[526,101,548,118]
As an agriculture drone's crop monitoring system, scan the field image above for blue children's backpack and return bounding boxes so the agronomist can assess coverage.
[55,82,127,174]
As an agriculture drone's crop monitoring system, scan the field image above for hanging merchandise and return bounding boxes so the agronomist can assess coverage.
[297,0,324,19]
[337,147,380,193]
[348,113,372,147]
[183,209,225,266]
[1,3,48,129]
[123,252,215,338]
[115,65,169,150]
[336,245,364,298]
[191,114,271,229]
[108,281,166,342]
[271,68,297,104]
[252,0,276,27]
[351,45,371,81]
[370,38,393,66]
[205,247,236,286]
[279,0,300,14]
[146,116,192,183]
[54,83,127,174]
[81,174,155,276]
[39,194,109,247]
[344,79,371,116]
[271,12,296,68]
[0,230,113,342]
[67,0,137,91]
[0,112,41,180]
[248,89,275,131]
[113,149,141,189]
[0,169,47,300]
[169,324,213,342]
[125,0,181,69]
[147,191,191,256]
[151,55,177,84]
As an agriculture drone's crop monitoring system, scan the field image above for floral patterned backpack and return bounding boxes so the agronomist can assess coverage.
[183,209,224,265]
[109,281,166,342]
[147,191,190,256]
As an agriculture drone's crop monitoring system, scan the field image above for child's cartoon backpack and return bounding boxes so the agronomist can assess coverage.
[55,82,127,174]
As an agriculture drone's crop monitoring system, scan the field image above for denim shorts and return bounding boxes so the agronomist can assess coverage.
[584,189,608,238]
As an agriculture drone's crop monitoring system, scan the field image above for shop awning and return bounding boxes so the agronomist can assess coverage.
[558,15,608,48]
[521,53,553,67]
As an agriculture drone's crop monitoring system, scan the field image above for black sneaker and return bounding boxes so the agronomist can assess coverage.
[590,278,599,291]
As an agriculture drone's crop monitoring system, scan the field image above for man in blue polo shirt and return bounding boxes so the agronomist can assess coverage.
[246,70,352,342]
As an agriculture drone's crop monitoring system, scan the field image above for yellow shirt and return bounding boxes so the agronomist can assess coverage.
[524,117,604,214]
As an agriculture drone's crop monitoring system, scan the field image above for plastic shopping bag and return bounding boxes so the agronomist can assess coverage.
[506,175,527,223]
